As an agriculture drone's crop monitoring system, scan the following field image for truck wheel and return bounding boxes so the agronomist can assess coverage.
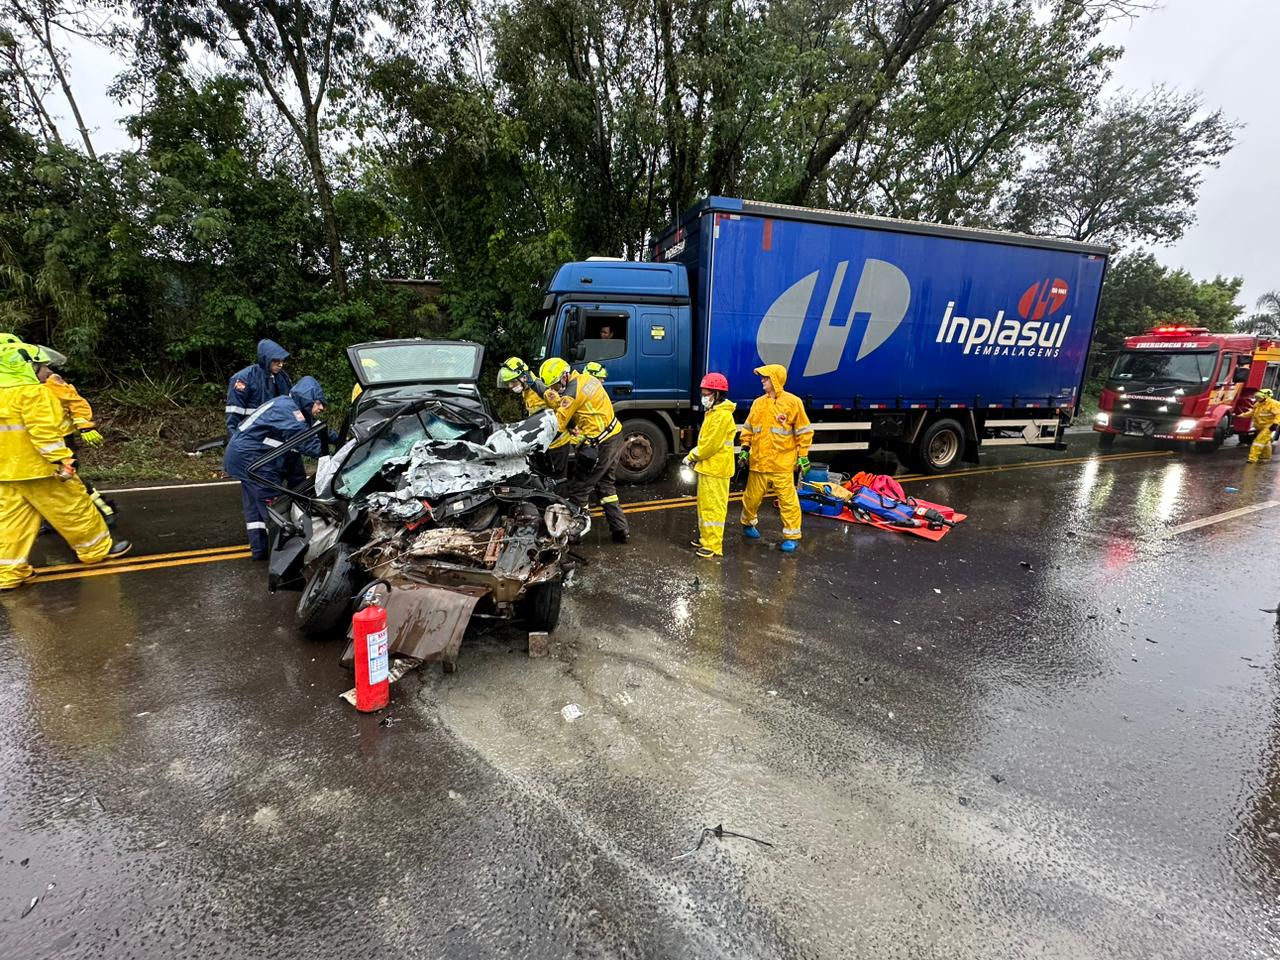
[1097,432,1116,448]
[614,418,669,484]
[520,578,563,632]
[1197,415,1230,453]
[914,418,964,474]
[296,544,358,638]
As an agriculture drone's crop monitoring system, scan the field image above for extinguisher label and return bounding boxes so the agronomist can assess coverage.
[368,628,389,685]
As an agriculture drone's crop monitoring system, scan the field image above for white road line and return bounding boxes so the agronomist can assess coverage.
[100,480,240,494]
[1165,500,1280,536]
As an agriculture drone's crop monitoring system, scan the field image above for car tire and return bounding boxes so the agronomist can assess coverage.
[296,544,358,638]
[1097,432,1116,448]
[521,578,563,632]
[913,418,965,474]
[614,418,669,484]
[1197,415,1230,453]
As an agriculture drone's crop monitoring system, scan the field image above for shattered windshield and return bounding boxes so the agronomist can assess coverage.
[336,409,479,498]
[351,342,482,386]
[1109,351,1216,387]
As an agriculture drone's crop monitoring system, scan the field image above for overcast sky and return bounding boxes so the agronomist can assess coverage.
[55,0,1278,314]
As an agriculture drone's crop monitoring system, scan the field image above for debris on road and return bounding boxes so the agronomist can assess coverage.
[20,895,38,918]
[671,823,774,861]
[991,774,1005,784]
[561,703,584,722]
[527,631,550,658]
[1019,561,1033,570]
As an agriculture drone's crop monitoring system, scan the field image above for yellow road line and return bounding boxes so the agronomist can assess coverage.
[32,448,1175,584]
[33,542,248,575]
[34,550,252,583]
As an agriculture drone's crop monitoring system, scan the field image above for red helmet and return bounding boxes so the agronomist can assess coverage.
[700,372,729,392]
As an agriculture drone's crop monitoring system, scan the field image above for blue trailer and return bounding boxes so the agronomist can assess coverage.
[532,196,1109,481]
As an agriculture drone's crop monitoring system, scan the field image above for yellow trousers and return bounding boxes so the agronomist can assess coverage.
[696,474,730,555]
[741,470,802,541]
[0,476,112,589]
[1248,430,1273,463]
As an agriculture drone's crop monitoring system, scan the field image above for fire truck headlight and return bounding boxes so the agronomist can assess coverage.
[1175,419,1198,433]
[1095,412,1110,427]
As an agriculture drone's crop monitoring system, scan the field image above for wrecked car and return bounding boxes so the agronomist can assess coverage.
[248,339,585,667]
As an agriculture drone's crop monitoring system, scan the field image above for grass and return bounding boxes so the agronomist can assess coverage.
[84,403,230,485]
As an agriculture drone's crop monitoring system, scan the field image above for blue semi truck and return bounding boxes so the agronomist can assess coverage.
[531,196,1110,482]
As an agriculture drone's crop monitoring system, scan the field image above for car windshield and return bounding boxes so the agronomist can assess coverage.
[1109,350,1217,386]
[336,406,483,498]
[352,342,481,386]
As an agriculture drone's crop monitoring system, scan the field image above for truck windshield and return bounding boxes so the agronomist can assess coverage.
[1108,350,1217,387]
[531,310,553,363]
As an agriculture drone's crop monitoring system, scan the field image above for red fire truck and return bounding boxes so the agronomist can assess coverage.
[1093,326,1280,451]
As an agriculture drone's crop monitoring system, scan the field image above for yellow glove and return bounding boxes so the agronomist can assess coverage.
[80,428,104,446]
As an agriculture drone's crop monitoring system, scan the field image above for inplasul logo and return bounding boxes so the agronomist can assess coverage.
[936,277,1072,357]
[756,259,910,375]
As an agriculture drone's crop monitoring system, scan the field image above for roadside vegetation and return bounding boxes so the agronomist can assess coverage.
[0,0,1267,480]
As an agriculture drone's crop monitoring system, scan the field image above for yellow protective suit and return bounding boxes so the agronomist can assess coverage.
[0,357,112,589]
[43,372,95,433]
[1246,396,1280,463]
[690,399,737,555]
[739,365,812,541]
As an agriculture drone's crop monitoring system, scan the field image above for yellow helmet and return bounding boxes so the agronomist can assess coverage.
[497,356,529,384]
[584,361,608,381]
[1258,388,1275,400]
[539,357,570,385]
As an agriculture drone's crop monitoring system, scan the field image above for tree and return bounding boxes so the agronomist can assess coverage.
[1238,291,1280,339]
[1091,251,1243,372]
[135,0,389,297]
[1002,87,1236,246]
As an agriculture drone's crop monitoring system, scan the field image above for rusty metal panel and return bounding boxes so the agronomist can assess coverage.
[341,582,487,666]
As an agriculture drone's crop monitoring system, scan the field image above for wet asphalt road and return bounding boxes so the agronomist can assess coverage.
[2,435,1279,959]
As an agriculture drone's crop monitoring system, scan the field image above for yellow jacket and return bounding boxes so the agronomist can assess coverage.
[523,387,573,449]
[0,382,75,480]
[690,399,737,478]
[43,373,95,433]
[1248,396,1280,431]
[740,364,812,473]
[552,370,620,443]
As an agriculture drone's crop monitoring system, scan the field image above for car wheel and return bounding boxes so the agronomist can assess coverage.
[1097,432,1116,448]
[914,418,965,474]
[521,578,563,632]
[614,418,669,484]
[296,544,358,638]
[1197,415,1230,453]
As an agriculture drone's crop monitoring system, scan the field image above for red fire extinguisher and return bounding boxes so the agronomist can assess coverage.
[352,602,390,712]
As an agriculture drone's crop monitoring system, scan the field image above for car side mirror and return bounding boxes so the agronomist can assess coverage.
[563,308,582,356]
[1234,366,1250,383]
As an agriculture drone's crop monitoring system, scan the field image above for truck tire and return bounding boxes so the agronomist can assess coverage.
[1196,415,1230,453]
[914,418,965,474]
[296,544,358,638]
[521,577,563,632]
[1097,432,1116,448]
[614,418,669,484]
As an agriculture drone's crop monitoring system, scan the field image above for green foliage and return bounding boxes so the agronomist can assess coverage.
[1092,252,1244,372]
[1237,292,1280,339]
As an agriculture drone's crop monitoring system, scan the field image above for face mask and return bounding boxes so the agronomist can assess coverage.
[701,394,715,408]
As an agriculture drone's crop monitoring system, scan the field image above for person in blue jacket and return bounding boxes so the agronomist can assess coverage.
[223,377,331,560]
[225,339,293,433]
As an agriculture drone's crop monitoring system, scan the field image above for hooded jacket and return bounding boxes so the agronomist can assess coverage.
[690,398,738,479]
[225,339,293,432]
[223,376,328,483]
[1248,395,1280,431]
[740,364,813,474]
[0,348,74,481]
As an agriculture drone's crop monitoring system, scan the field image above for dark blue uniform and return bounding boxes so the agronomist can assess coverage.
[225,339,293,433]
[224,377,328,559]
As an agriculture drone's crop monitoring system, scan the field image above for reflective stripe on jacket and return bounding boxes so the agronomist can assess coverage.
[691,399,737,479]
[740,364,812,473]
[0,382,74,480]
[1249,397,1280,430]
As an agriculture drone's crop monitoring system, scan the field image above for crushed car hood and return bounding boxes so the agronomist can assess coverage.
[363,411,558,515]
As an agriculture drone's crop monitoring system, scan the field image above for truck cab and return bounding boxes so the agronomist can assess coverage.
[532,259,693,482]
[1094,326,1275,451]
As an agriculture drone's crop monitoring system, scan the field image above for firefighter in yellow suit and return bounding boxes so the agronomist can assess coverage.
[1245,387,1280,463]
[498,357,575,480]
[0,344,129,589]
[684,372,736,559]
[739,363,813,553]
